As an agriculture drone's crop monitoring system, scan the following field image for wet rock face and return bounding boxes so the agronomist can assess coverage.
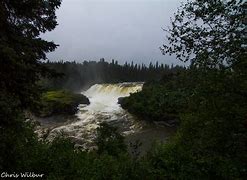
[77,94,90,105]
[117,97,125,105]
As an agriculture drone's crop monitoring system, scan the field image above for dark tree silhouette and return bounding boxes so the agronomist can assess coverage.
[0,0,61,111]
[161,0,246,69]
[42,60,185,91]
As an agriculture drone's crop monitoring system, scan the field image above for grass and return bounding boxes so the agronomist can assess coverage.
[34,90,90,117]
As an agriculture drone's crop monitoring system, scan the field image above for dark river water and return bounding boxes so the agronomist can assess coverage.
[35,83,175,153]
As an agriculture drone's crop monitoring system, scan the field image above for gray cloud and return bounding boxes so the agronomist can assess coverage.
[42,0,185,65]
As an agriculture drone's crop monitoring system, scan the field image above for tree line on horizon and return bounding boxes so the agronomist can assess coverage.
[1,0,246,179]
[42,58,185,91]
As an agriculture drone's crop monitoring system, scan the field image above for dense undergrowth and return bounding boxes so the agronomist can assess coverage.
[120,70,190,124]
[121,68,247,179]
[0,119,171,180]
[1,0,246,179]
[1,68,246,179]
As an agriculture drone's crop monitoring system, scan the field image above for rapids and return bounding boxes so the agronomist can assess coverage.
[35,82,174,151]
[40,82,144,148]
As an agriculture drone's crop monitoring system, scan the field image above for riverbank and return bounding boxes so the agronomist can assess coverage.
[118,81,189,127]
[30,83,176,155]
[32,90,90,117]
[31,112,176,155]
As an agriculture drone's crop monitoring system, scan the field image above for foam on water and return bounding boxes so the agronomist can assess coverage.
[79,82,143,113]
[46,82,144,148]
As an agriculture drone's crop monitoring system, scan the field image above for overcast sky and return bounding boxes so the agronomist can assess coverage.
[42,0,185,65]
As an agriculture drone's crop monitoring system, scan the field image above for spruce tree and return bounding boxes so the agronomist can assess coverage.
[0,0,61,114]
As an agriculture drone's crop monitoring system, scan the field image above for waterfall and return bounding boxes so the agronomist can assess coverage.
[46,82,144,148]
[81,82,143,112]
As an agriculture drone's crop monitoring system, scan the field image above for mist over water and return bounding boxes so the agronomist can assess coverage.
[46,82,144,148]
[81,83,143,113]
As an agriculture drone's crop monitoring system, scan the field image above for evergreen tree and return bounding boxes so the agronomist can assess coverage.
[0,0,61,171]
[0,0,61,112]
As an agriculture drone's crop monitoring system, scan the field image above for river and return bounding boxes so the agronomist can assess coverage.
[35,82,175,153]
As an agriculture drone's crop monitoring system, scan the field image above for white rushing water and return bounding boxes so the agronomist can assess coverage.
[46,82,144,148]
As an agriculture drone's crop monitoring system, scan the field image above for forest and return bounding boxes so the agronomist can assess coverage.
[0,0,246,179]
[42,60,184,91]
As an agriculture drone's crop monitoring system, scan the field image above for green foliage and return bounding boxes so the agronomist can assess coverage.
[1,0,247,179]
[1,121,151,180]
[120,70,189,123]
[0,1,150,179]
[142,71,247,179]
[33,90,90,117]
[0,0,61,110]
[96,122,127,157]
[120,0,247,178]
[120,68,247,179]
[147,0,247,179]
[161,0,246,69]
[42,60,185,91]
[0,113,45,172]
